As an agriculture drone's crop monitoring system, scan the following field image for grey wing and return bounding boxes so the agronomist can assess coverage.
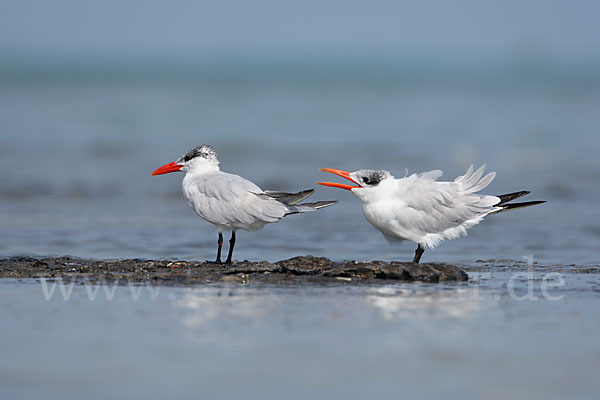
[262,189,337,214]
[186,172,289,227]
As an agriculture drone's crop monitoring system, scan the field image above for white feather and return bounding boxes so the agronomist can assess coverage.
[180,155,331,232]
[352,165,501,249]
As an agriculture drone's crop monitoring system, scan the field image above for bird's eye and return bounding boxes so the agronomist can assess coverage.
[362,177,370,184]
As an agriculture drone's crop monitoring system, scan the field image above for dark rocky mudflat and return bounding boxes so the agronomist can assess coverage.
[0,256,468,285]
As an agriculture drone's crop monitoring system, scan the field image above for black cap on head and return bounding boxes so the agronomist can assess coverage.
[179,144,218,163]
[355,169,390,186]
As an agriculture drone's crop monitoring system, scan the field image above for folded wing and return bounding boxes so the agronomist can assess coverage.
[394,164,500,247]
[184,172,288,229]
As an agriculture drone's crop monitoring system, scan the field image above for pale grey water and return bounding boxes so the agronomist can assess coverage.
[1,270,599,400]
[1,63,599,265]
[1,61,600,399]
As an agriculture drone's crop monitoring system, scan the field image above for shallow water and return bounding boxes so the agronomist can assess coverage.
[1,65,599,265]
[1,62,599,399]
[1,268,599,399]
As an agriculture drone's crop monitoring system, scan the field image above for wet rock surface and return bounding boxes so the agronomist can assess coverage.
[0,255,468,285]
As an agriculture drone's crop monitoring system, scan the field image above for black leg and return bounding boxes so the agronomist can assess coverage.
[412,244,424,264]
[208,233,223,264]
[225,231,236,265]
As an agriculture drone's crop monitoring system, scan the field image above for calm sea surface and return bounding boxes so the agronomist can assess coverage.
[1,62,599,399]
[1,63,598,265]
[1,271,599,399]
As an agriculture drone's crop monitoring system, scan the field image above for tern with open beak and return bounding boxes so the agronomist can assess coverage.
[319,165,544,263]
[153,145,337,264]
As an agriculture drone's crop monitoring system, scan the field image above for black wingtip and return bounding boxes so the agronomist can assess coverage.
[496,191,531,206]
[299,200,338,209]
[501,200,546,211]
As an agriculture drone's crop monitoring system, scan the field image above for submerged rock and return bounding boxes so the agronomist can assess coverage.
[0,255,468,285]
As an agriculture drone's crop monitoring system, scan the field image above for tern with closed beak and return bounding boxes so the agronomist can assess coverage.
[153,145,337,264]
[319,165,544,263]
